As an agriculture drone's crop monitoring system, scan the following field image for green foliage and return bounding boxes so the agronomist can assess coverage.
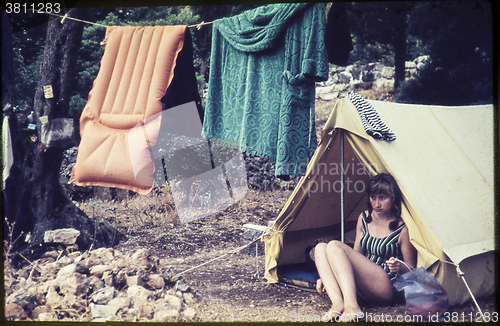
[397,1,493,105]
[350,40,394,66]
[406,34,430,61]
[12,41,44,110]
[346,2,415,66]
[9,12,48,110]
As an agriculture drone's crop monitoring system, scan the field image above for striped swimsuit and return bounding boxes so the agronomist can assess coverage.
[360,212,405,284]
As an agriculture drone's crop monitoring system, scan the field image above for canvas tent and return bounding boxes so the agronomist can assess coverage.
[264,97,495,306]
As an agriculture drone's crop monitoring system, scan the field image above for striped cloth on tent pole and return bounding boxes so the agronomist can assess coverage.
[347,92,396,141]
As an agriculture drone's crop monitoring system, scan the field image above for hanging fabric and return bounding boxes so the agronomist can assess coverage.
[348,92,396,141]
[159,29,204,121]
[325,2,353,66]
[3,116,14,187]
[71,26,187,194]
[202,3,329,177]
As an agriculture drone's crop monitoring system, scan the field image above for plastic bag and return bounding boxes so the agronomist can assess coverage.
[393,266,448,318]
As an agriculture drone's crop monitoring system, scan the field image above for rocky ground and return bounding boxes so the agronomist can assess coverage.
[4,89,497,321]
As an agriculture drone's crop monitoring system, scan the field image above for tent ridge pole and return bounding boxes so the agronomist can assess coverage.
[340,129,345,243]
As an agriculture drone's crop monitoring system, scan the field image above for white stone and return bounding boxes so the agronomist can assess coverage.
[414,55,430,64]
[61,293,86,311]
[91,286,115,305]
[137,303,155,319]
[332,83,349,92]
[315,85,333,96]
[127,285,153,304]
[165,294,182,310]
[55,263,89,296]
[183,292,196,306]
[153,308,179,322]
[90,303,118,320]
[373,78,394,89]
[89,264,112,278]
[318,92,338,101]
[32,304,51,319]
[130,248,151,264]
[103,270,113,287]
[38,312,57,321]
[107,296,131,310]
[405,61,417,69]
[43,228,80,245]
[90,247,115,263]
[182,307,197,321]
[338,71,352,84]
[4,302,27,320]
[126,275,143,287]
[381,66,395,79]
[58,255,74,266]
[45,286,62,308]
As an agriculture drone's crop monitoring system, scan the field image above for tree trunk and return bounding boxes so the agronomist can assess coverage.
[392,3,411,91]
[393,15,406,90]
[4,8,124,263]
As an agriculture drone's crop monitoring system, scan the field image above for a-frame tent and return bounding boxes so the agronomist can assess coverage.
[264,97,495,306]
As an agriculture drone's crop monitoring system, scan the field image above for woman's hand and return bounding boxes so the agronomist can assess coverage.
[316,278,324,295]
[385,257,401,273]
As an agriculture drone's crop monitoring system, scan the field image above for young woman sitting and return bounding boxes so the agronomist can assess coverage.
[314,173,417,322]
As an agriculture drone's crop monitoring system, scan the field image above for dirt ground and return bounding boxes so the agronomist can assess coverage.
[76,187,496,323]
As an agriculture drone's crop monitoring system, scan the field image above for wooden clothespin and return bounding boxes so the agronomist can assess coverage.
[196,21,205,30]
[61,13,68,24]
[100,36,108,46]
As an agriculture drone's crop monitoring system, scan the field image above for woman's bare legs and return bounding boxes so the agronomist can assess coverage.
[314,243,344,315]
[315,240,394,319]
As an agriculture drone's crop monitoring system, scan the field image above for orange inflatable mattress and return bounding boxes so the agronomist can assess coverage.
[71,26,186,194]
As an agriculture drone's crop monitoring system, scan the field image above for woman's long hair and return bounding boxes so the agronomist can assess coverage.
[366,173,403,231]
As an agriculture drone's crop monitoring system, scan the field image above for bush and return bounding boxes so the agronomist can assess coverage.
[397,60,493,106]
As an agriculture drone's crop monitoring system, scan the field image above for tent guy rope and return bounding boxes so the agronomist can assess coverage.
[172,230,268,279]
[437,258,487,321]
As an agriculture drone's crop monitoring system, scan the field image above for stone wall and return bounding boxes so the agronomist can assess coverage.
[316,55,430,100]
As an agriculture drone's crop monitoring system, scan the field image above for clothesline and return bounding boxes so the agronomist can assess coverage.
[39,11,213,29]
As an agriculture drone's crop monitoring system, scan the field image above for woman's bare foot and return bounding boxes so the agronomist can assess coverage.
[339,304,363,322]
[339,310,364,322]
[321,303,344,322]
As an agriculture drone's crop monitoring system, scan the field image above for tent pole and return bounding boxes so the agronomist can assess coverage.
[340,129,345,243]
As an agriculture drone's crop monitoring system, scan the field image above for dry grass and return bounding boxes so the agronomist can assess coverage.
[3,218,24,271]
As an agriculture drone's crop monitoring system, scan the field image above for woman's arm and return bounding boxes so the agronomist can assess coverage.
[352,213,365,254]
[399,226,417,271]
[387,226,417,274]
